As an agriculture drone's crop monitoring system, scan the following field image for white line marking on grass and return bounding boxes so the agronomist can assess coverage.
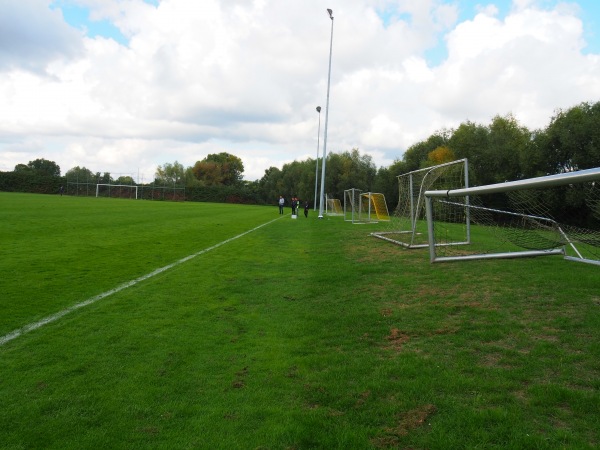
[0,216,283,347]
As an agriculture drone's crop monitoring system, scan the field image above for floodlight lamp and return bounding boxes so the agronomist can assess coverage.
[316,106,321,112]
[327,8,333,19]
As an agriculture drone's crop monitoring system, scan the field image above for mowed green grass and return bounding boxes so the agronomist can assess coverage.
[1,192,599,449]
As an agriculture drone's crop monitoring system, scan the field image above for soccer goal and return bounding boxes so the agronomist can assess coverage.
[326,195,343,216]
[344,188,364,223]
[344,189,391,223]
[362,192,390,221]
[96,184,138,199]
[372,159,470,247]
[424,167,600,264]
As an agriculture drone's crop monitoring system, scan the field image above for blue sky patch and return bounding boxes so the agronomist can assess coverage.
[52,2,128,45]
[377,9,411,28]
[376,0,599,65]
[50,0,159,45]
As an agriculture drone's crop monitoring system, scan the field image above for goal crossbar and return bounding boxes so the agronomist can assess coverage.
[372,158,469,247]
[424,167,600,264]
[96,184,139,199]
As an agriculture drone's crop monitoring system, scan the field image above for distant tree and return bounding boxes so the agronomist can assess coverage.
[192,161,223,186]
[282,159,316,203]
[448,121,489,185]
[26,158,61,177]
[426,146,456,166]
[155,161,185,186]
[66,166,95,182]
[534,101,600,174]
[115,175,135,185]
[14,164,31,172]
[372,158,408,211]
[323,149,377,199]
[485,114,530,183]
[258,166,285,204]
[402,132,450,172]
[98,172,112,184]
[192,153,244,186]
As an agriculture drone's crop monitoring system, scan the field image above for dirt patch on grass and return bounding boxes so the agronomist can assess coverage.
[385,328,410,351]
[380,308,393,317]
[431,325,460,335]
[354,390,371,408]
[351,241,403,263]
[232,366,249,389]
[372,403,437,448]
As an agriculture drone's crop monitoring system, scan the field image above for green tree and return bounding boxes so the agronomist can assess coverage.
[280,159,315,204]
[402,131,450,172]
[485,114,530,183]
[156,161,185,186]
[535,101,600,174]
[14,164,31,172]
[372,159,408,211]
[193,153,244,186]
[448,121,489,185]
[192,161,223,186]
[66,166,95,183]
[26,158,61,177]
[98,172,112,184]
[325,149,377,199]
[115,175,135,185]
[258,166,285,204]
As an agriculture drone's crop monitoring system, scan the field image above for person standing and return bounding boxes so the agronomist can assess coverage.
[278,196,285,214]
[304,201,309,218]
[291,197,297,215]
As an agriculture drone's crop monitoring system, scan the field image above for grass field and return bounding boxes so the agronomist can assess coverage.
[1,192,599,449]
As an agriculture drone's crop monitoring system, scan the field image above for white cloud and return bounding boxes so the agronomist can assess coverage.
[0,0,599,180]
[0,0,84,72]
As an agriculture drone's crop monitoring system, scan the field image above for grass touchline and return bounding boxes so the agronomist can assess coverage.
[0,214,285,347]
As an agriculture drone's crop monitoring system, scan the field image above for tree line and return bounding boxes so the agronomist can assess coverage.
[256,100,600,213]
[1,101,598,213]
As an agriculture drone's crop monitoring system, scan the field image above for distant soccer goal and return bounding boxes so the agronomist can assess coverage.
[344,189,390,223]
[372,159,469,247]
[424,168,600,265]
[326,196,343,216]
[362,192,390,221]
[96,184,138,199]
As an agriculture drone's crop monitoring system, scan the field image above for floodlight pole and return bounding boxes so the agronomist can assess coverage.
[318,8,334,219]
[314,106,321,211]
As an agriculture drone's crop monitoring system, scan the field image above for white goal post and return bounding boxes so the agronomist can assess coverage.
[362,193,390,222]
[372,158,470,247]
[424,167,600,264]
[96,184,139,199]
[343,189,390,223]
[326,195,343,216]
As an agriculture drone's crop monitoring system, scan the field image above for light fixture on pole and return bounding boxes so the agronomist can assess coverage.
[314,106,321,211]
[318,8,334,219]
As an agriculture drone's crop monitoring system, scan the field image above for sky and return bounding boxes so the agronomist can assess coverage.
[1,0,599,183]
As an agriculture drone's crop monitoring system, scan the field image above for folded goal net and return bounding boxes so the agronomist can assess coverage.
[424,168,600,265]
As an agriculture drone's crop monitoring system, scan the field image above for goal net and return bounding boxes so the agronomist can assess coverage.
[343,189,390,223]
[372,159,469,247]
[344,188,364,223]
[424,168,600,264]
[326,196,343,216]
[362,193,390,221]
[96,184,138,199]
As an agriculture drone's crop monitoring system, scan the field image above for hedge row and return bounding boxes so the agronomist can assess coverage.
[0,172,63,194]
[0,171,263,205]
